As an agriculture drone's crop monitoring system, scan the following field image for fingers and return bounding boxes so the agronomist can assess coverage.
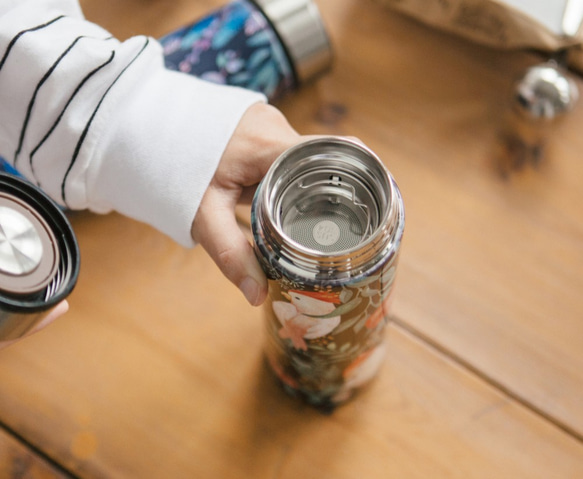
[189,104,299,306]
[0,300,69,350]
[192,186,267,306]
[192,103,372,306]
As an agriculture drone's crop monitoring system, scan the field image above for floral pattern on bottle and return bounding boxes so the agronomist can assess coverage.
[160,0,296,101]
[261,252,400,410]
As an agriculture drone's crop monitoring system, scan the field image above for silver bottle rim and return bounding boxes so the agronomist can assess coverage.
[254,137,404,279]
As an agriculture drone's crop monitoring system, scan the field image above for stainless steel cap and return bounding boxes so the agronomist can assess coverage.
[0,206,43,275]
[515,62,579,120]
[253,0,333,83]
[0,193,59,295]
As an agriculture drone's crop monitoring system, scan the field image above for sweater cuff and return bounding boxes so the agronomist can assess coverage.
[86,65,266,247]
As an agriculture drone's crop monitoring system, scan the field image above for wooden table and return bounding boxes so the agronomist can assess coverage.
[1,0,582,477]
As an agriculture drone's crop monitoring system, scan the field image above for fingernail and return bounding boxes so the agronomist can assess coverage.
[240,276,263,306]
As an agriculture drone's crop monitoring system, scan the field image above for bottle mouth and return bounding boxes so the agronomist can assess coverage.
[254,137,404,279]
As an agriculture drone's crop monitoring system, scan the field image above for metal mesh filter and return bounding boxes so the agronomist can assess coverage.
[282,198,367,252]
[277,172,376,254]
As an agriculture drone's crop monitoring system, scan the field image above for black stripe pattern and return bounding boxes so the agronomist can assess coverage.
[0,15,65,71]
[61,37,150,205]
[29,48,116,183]
[0,12,152,205]
[15,35,88,165]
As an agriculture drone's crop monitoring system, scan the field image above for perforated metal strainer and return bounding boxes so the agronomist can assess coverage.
[253,137,404,280]
[278,170,375,253]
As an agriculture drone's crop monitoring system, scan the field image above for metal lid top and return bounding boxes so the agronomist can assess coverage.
[254,0,333,83]
[0,205,43,275]
[0,193,59,295]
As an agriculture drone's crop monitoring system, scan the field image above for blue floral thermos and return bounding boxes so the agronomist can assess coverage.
[160,0,333,101]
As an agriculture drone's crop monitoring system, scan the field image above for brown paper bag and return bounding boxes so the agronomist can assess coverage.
[374,0,583,73]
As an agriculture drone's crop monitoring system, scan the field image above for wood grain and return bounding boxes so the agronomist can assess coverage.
[0,427,69,479]
[0,212,581,478]
[277,0,583,436]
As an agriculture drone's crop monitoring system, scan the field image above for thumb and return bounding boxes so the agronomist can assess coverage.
[192,186,267,306]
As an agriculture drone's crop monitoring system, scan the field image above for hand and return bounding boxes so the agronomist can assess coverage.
[0,300,69,350]
[191,103,306,306]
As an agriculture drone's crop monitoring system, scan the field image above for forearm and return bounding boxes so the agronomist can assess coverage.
[0,0,265,246]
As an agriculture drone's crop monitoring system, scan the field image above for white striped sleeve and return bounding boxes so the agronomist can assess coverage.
[0,0,266,247]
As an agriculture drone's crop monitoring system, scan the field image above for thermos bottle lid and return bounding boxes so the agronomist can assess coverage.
[253,0,333,83]
[0,173,79,314]
[0,193,59,295]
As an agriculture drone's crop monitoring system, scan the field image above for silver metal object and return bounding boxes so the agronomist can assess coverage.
[0,195,59,295]
[497,58,579,174]
[253,0,333,83]
[515,61,579,120]
[254,137,402,278]
[252,137,404,408]
[0,206,44,275]
[0,174,79,341]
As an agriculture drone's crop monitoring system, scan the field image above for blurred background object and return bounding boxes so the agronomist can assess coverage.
[372,0,583,61]
[160,0,333,102]
[374,0,583,170]
[497,56,579,175]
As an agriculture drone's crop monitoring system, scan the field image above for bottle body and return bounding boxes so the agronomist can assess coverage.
[251,137,405,408]
[160,0,332,101]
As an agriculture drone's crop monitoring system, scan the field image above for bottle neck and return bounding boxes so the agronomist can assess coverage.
[253,138,404,282]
